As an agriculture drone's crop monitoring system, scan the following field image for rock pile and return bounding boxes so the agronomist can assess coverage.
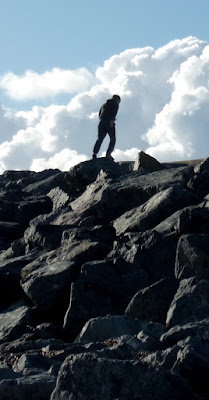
[0,151,209,399]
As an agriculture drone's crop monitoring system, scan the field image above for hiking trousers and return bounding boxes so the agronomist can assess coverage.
[93,121,116,156]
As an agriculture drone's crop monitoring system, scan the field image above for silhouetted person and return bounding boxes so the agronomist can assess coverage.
[92,94,121,159]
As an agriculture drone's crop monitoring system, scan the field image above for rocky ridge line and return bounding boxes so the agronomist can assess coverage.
[0,151,208,399]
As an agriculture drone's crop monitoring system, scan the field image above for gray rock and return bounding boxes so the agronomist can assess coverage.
[194,157,209,174]
[161,319,209,346]
[187,167,209,195]
[0,255,33,308]
[174,336,209,398]
[24,224,66,252]
[0,159,208,399]
[51,165,193,227]
[133,151,164,171]
[14,196,53,225]
[175,206,209,234]
[63,258,147,339]
[175,234,209,280]
[112,230,177,282]
[51,352,200,400]
[0,221,25,242]
[69,157,123,184]
[0,302,33,342]
[166,277,209,328]
[75,315,143,343]
[125,278,178,324]
[12,353,51,376]
[0,372,56,400]
[22,171,64,195]
[114,186,197,235]
[21,261,76,316]
[142,345,181,370]
[47,187,71,211]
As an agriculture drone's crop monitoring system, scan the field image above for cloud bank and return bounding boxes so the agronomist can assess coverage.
[0,68,95,100]
[0,36,209,173]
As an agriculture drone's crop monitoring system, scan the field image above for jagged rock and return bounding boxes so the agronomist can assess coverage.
[69,157,123,184]
[114,186,197,235]
[0,221,25,242]
[0,239,26,260]
[75,315,144,343]
[142,345,181,370]
[63,258,148,339]
[47,187,71,211]
[0,193,53,225]
[161,319,209,347]
[61,224,116,243]
[76,317,166,353]
[154,203,209,236]
[133,151,164,171]
[60,229,115,264]
[194,157,209,173]
[118,160,134,173]
[175,234,209,280]
[175,206,209,234]
[0,302,33,342]
[0,372,56,400]
[0,255,33,309]
[166,277,209,328]
[22,171,64,195]
[174,336,209,398]
[111,230,177,282]
[51,352,200,400]
[21,261,77,318]
[125,278,178,324]
[50,165,193,227]
[0,158,209,399]
[12,353,52,376]
[24,224,66,252]
[14,196,53,224]
[187,168,209,195]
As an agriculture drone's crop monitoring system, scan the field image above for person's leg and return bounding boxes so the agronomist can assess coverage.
[93,122,106,157]
[106,125,116,157]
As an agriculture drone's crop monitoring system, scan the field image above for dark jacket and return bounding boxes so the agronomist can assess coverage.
[99,99,119,122]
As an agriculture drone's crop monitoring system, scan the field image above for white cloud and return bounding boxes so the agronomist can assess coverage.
[0,36,209,173]
[30,148,88,172]
[0,68,95,100]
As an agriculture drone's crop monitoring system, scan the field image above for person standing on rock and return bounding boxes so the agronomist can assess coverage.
[92,94,121,160]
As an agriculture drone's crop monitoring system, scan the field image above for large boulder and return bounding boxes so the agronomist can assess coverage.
[63,258,147,339]
[21,261,77,318]
[166,277,209,328]
[125,278,178,324]
[0,302,33,342]
[161,319,209,347]
[114,186,198,235]
[49,165,194,227]
[174,336,209,399]
[75,315,144,343]
[175,234,209,280]
[133,151,164,171]
[111,230,177,282]
[0,255,33,309]
[51,352,199,400]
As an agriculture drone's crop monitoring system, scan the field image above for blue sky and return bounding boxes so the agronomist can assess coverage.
[1,0,208,75]
[0,1,209,171]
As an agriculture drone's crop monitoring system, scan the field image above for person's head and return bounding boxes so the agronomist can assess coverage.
[112,94,121,104]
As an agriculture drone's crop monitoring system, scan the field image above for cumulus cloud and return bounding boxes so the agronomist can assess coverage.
[0,36,209,173]
[30,148,88,172]
[0,68,95,100]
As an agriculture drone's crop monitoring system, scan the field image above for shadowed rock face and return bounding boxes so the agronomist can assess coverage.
[0,152,209,399]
